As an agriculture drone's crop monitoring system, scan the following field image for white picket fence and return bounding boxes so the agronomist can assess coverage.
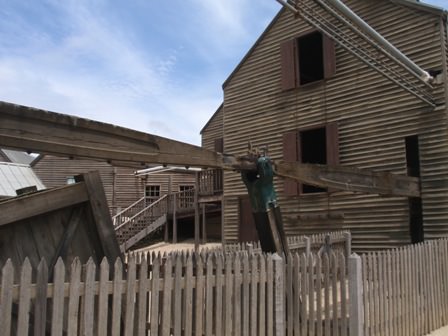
[2,237,448,335]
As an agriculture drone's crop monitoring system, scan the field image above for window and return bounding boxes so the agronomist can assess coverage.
[179,185,194,192]
[282,122,339,195]
[145,185,160,202]
[66,176,76,185]
[280,31,336,90]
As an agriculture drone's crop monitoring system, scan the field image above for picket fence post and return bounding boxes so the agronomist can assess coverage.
[348,253,364,336]
[273,254,285,336]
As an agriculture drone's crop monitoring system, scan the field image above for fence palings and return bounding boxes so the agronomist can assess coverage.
[359,238,448,336]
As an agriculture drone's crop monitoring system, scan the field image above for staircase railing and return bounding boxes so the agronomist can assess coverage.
[115,195,169,250]
[112,196,146,227]
[198,168,223,196]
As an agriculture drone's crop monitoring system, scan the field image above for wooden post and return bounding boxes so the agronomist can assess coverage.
[349,253,364,336]
[173,195,177,244]
[194,172,200,252]
[305,237,311,256]
[202,204,206,244]
[273,254,285,336]
[344,231,352,257]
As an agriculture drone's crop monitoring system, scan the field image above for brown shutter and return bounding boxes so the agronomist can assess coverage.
[214,138,224,153]
[280,39,297,91]
[326,122,339,165]
[323,35,336,79]
[283,131,299,196]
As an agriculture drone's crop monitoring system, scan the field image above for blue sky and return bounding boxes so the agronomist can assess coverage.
[0,0,446,145]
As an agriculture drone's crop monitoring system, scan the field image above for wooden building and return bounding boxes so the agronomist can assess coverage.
[201,0,448,251]
[32,155,196,216]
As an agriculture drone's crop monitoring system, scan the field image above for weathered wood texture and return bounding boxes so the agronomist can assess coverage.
[0,251,349,336]
[0,171,122,281]
[201,104,224,152]
[359,238,448,336]
[32,155,195,215]
[219,0,448,251]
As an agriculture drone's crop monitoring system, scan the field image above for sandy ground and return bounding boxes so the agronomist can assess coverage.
[427,326,448,335]
[132,240,222,255]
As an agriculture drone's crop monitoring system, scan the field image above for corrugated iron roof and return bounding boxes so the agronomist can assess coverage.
[0,162,46,197]
[0,149,35,165]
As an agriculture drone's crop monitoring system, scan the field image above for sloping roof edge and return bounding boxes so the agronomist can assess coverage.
[391,0,447,15]
[200,103,224,135]
[222,7,285,89]
[222,0,446,90]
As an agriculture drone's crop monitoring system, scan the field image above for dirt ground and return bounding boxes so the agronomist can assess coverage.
[132,240,222,255]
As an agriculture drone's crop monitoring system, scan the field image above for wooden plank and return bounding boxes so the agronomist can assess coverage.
[332,253,339,336]
[267,256,274,336]
[340,254,347,336]
[276,162,420,197]
[309,254,316,336]
[292,255,300,336]
[324,254,330,336]
[80,172,122,264]
[83,258,96,336]
[34,259,48,336]
[184,255,193,336]
[0,182,88,226]
[250,255,258,336]
[316,256,322,336]
[259,255,266,336]
[0,260,14,335]
[242,254,250,336]
[51,258,65,336]
[124,257,137,336]
[0,101,225,169]
[17,258,32,336]
[97,258,110,336]
[205,256,214,336]
[301,253,308,336]
[285,255,293,336]
[215,255,224,336]
[233,255,242,336]
[173,256,182,336]
[195,256,205,336]
[67,258,82,335]
[161,257,173,335]
[111,259,123,336]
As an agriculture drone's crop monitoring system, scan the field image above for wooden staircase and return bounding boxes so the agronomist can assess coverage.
[113,195,169,252]
[113,187,199,251]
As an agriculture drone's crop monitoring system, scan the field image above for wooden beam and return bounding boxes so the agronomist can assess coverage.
[275,162,420,197]
[0,183,89,226]
[0,101,228,169]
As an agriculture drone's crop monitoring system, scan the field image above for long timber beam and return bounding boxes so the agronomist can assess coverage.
[276,162,420,197]
[0,101,255,170]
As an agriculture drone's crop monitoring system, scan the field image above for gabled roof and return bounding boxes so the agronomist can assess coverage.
[200,103,223,135]
[222,0,446,89]
[0,149,35,165]
[0,162,46,197]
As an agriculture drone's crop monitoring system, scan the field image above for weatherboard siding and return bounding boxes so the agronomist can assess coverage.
[201,105,224,152]
[221,0,448,251]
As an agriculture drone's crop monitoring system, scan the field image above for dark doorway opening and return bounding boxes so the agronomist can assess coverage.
[298,32,324,85]
[406,135,423,243]
[301,127,327,193]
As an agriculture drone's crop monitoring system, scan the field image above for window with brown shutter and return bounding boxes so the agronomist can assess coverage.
[280,31,335,90]
[282,122,339,195]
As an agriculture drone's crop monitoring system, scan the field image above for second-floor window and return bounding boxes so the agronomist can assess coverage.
[280,31,336,90]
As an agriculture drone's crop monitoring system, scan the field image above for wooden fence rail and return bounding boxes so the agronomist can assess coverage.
[356,238,448,336]
[3,237,448,335]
